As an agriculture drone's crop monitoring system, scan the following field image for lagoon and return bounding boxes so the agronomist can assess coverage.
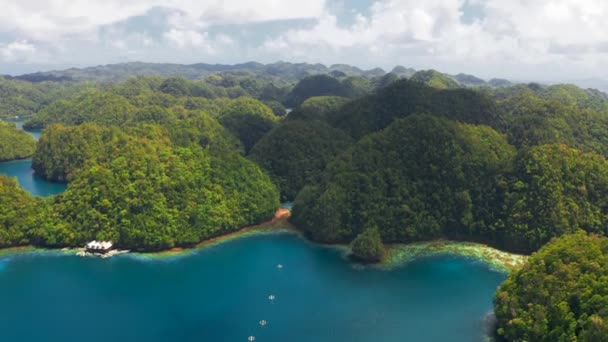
[0,118,65,196]
[0,233,505,342]
[0,159,66,196]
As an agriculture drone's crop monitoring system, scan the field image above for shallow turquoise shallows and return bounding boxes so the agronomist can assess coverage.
[0,234,505,342]
[0,159,66,196]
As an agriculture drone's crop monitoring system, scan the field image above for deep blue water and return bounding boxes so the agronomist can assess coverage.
[0,159,67,196]
[0,234,505,342]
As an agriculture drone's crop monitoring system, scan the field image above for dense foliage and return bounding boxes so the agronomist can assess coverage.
[28,125,279,250]
[249,120,353,201]
[6,63,608,340]
[40,145,278,250]
[494,232,608,341]
[23,76,283,130]
[326,79,501,139]
[218,97,279,153]
[410,70,460,89]
[0,76,84,119]
[0,177,42,247]
[24,89,137,129]
[284,75,371,107]
[350,226,385,262]
[292,110,608,254]
[286,96,350,122]
[493,87,608,157]
[33,108,241,182]
[292,115,517,246]
[0,121,36,161]
[11,61,390,83]
[502,144,608,251]
[33,124,125,182]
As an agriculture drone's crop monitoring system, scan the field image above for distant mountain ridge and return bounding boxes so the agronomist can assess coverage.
[4,61,394,84]
[4,61,505,87]
[8,61,608,96]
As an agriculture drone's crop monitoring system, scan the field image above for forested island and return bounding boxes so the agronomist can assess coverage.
[1,62,608,339]
[0,121,36,161]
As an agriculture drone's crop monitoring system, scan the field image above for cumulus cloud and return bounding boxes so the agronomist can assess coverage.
[1,0,608,80]
[263,0,608,79]
[0,0,326,41]
[0,40,36,62]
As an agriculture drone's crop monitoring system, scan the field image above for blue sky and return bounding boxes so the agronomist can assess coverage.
[1,0,607,82]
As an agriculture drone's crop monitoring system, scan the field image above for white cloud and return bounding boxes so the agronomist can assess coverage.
[262,0,608,79]
[0,40,36,62]
[164,29,208,49]
[0,0,326,41]
[1,0,608,80]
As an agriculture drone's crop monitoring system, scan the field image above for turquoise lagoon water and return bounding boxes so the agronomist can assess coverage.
[0,233,505,342]
[0,119,65,196]
[0,159,66,196]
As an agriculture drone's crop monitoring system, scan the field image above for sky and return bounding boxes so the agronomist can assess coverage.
[1,0,607,82]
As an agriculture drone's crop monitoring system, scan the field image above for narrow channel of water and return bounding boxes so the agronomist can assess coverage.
[0,158,67,196]
[0,119,65,196]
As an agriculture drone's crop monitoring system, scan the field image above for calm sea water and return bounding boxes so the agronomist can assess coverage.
[0,159,66,196]
[0,234,505,342]
[0,119,66,196]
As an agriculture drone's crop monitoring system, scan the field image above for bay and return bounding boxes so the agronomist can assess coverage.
[0,233,505,342]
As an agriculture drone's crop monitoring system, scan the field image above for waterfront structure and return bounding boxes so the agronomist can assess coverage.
[85,241,113,253]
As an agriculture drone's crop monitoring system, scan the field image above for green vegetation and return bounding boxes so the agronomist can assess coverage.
[0,76,85,119]
[1,73,287,250]
[292,113,608,254]
[0,177,42,247]
[218,97,279,153]
[249,120,352,201]
[11,61,388,83]
[286,96,350,122]
[503,144,608,252]
[285,75,371,107]
[40,140,279,250]
[292,115,516,246]
[264,100,287,116]
[33,124,126,182]
[326,79,500,139]
[494,232,608,341]
[410,70,460,90]
[33,108,240,182]
[19,124,279,250]
[0,121,37,161]
[4,63,608,338]
[22,75,286,130]
[4,63,608,340]
[493,86,608,156]
[24,89,137,129]
[351,226,385,262]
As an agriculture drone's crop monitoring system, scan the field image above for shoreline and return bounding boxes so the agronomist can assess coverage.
[381,241,527,272]
[135,208,298,259]
[0,208,527,271]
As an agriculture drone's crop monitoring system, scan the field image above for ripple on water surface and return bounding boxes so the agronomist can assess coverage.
[0,233,506,342]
